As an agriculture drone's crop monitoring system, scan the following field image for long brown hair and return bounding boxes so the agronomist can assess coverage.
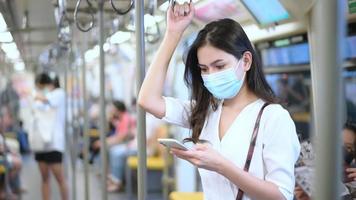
[183,18,277,143]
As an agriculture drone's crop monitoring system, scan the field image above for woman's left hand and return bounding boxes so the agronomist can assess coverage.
[171,143,226,173]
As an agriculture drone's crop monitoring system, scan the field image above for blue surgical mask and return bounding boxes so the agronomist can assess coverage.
[42,88,49,95]
[201,60,245,99]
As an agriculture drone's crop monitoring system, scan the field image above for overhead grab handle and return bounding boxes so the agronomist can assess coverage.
[111,0,134,15]
[58,11,72,45]
[74,0,95,32]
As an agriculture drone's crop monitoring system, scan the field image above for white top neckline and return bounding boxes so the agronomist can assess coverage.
[216,99,262,143]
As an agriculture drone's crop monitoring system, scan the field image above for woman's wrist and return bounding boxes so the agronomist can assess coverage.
[216,156,233,176]
[164,30,183,41]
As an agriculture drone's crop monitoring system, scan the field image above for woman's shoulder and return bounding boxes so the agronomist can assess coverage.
[262,102,291,119]
[260,102,299,147]
[259,101,295,131]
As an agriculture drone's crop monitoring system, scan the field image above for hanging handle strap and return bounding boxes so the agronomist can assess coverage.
[236,102,269,200]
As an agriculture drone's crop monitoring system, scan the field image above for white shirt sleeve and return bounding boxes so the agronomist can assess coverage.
[46,89,65,108]
[162,97,191,129]
[262,106,301,200]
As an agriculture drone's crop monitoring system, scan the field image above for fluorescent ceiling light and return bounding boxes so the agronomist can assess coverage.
[1,42,17,51]
[0,32,13,42]
[103,42,110,52]
[6,49,20,60]
[14,61,25,71]
[159,1,169,11]
[144,14,156,28]
[110,31,131,44]
[144,14,164,28]
[0,13,7,31]
[1,42,18,54]
[85,45,99,62]
[243,22,305,42]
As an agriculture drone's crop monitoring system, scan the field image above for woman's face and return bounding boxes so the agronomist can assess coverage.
[197,44,241,75]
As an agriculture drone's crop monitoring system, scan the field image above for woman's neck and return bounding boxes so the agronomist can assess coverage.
[222,83,258,110]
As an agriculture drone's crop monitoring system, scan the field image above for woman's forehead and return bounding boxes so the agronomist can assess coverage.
[197,45,235,65]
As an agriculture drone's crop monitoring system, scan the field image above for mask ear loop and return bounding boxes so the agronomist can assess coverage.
[235,58,246,82]
[236,50,250,81]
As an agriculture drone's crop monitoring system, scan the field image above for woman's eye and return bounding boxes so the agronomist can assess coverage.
[200,68,208,73]
[216,65,225,69]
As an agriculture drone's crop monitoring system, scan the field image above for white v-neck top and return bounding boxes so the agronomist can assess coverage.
[162,97,300,200]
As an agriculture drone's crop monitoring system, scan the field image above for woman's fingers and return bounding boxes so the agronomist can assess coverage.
[188,1,195,17]
[171,148,197,159]
[346,168,356,181]
[346,168,356,173]
[194,143,209,151]
[348,172,356,179]
[183,2,190,15]
[172,2,192,17]
[173,4,179,17]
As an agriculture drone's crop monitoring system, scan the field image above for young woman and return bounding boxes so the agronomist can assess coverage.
[33,73,68,200]
[138,2,300,200]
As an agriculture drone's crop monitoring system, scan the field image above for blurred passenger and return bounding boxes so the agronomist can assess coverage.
[0,107,23,198]
[93,100,136,192]
[0,81,20,128]
[294,120,356,199]
[278,74,309,113]
[344,121,356,198]
[31,73,68,200]
[138,2,300,200]
[17,120,30,154]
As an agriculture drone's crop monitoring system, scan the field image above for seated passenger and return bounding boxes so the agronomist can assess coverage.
[0,135,23,199]
[93,100,136,192]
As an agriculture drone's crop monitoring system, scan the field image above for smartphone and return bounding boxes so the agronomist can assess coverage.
[158,138,190,151]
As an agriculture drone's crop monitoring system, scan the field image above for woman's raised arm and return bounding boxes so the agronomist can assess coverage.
[138,1,194,119]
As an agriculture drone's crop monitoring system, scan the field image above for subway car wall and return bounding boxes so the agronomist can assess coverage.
[255,22,356,141]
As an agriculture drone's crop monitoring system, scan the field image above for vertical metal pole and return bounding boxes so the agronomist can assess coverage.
[81,35,90,200]
[64,53,70,187]
[75,52,82,199]
[98,0,108,199]
[135,0,147,199]
[70,50,77,200]
[308,0,346,199]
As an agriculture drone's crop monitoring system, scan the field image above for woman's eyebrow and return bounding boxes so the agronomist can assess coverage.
[198,59,224,67]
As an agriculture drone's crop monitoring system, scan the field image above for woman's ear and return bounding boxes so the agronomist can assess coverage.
[242,51,252,71]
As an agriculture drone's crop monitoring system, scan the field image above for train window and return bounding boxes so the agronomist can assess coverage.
[260,43,310,67]
[266,73,311,140]
[256,34,309,67]
[241,0,290,26]
[345,35,356,59]
[344,70,356,121]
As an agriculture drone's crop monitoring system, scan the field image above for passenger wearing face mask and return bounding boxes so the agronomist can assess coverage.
[30,73,68,200]
[343,121,356,197]
[138,1,300,200]
[294,121,356,200]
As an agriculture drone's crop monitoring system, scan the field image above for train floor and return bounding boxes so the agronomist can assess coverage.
[20,154,163,200]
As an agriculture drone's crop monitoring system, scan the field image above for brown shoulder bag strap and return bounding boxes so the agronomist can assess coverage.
[236,102,269,200]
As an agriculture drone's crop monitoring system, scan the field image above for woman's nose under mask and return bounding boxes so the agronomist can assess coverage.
[201,59,245,99]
